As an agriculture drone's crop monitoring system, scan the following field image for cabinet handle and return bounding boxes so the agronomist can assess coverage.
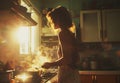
[92,75,95,83]
[94,75,97,83]
[92,75,94,80]
[94,75,96,80]
[92,75,97,83]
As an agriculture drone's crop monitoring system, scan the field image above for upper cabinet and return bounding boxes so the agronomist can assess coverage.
[80,9,120,42]
[102,9,120,42]
[80,10,101,42]
[0,0,37,26]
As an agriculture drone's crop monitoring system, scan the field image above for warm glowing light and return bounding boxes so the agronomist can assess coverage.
[30,27,35,54]
[16,26,30,54]
[17,26,29,43]
[15,73,32,81]
[69,23,76,33]
[27,54,51,71]
[15,26,37,54]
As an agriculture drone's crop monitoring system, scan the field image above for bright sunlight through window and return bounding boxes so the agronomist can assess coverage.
[17,26,30,54]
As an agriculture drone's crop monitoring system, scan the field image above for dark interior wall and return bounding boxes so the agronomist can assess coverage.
[31,0,120,16]
[31,0,120,14]
[70,0,120,16]
[30,0,120,27]
[71,0,120,21]
[36,0,119,13]
[31,0,70,11]
[42,0,69,8]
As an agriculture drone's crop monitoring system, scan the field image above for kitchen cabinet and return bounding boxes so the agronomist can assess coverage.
[0,0,37,26]
[96,75,117,83]
[80,75,93,83]
[80,9,120,42]
[102,9,120,42]
[80,10,101,42]
[80,75,118,83]
[79,71,120,83]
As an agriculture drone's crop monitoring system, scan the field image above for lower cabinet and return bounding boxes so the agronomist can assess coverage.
[80,75,119,83]
[80,75,93,83]
[96,75,117,83]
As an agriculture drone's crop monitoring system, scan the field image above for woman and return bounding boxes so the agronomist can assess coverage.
[42,6,80,83]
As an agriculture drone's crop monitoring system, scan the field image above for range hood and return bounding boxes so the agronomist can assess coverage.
[0,0,37,26]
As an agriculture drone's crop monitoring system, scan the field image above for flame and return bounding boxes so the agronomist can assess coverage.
[15,73,32,82]
[27,52,51,71]
[15,45,57,72]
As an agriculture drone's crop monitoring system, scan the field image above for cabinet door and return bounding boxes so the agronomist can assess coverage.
[80,10,102,42]
[96,75,117,83]
[102,9,120,42]
[80,75,93,83]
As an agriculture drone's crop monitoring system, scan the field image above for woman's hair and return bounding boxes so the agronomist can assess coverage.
[46,6,73,29]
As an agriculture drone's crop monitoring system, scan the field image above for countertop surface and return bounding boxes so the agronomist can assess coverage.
[79,70,120,75]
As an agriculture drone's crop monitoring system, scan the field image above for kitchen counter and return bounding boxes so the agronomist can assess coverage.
[79,70,120,75]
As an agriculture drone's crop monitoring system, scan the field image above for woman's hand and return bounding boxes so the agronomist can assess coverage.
[42,62,52,69]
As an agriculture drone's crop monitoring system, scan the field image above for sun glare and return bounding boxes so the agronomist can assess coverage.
[16,26,30,54]
[17,26,29,43]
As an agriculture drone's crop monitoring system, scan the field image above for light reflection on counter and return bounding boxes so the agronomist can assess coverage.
[79,70,120,75]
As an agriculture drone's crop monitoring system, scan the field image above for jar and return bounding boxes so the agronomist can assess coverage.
[82,58,89,70]
[90,61,97,70]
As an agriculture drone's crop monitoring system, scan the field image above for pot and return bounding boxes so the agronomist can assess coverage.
[14,71,42,83]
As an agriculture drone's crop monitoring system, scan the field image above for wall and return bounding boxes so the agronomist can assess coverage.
[33,0,120,23]
[78,42,120,70]
[30,0,120,42]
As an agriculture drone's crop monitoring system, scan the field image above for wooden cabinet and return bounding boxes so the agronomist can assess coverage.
[80,10,101,42]
[80,9,120,42]
[80,75,93,83]
[102,9,120,42]
[96,75,117,83]
[80,74,119,83]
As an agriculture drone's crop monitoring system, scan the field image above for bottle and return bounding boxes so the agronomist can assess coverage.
[82,58,89,70]
[90,56,97,70]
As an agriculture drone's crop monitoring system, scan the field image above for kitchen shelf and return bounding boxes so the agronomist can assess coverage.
[41,36,59,47]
